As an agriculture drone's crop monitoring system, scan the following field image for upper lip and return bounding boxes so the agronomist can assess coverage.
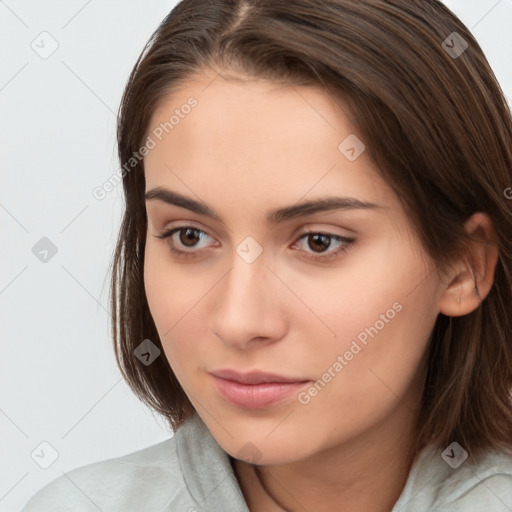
[210,368,309,385]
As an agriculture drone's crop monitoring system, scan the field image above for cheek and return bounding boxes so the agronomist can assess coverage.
[298,241,435,406]
[294,296,431,446]
[144,244,185,355]
[143,242,213,371]
[144,241,200,327]
[144,244,174,329]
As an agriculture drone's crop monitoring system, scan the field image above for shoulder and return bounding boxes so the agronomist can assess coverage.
[394,444,512,512]
[21,411,247,512]
[433,448,512,511]
[21,435,188,512]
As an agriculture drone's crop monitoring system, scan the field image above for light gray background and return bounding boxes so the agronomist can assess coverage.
[1,1,511,510]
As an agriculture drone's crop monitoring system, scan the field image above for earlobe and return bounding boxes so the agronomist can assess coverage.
[439,212,499,317]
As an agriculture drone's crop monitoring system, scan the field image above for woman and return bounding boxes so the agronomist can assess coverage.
[23,0,512,510]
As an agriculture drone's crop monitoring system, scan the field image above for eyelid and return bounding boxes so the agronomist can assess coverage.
[154,225,216,245]
[155,220,218,240]
[156,222,354,244]
[295,224,355,237]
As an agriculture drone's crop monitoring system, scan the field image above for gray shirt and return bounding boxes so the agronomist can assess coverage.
[21,411,512,511]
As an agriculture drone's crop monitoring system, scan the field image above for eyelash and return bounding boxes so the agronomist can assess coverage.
[154,226,355,262]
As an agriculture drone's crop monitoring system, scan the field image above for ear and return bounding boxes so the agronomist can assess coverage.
[439,212,499,317]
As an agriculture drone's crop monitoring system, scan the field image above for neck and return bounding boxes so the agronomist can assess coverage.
[234,397,421,512]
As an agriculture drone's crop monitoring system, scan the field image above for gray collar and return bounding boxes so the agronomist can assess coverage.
[176,411,250,511]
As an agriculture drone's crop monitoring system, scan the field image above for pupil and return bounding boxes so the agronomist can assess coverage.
[309,234,330,252]
[181,228,200,247]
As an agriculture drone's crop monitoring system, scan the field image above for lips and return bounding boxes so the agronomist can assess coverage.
[210,368,308,385]
[209,368,311,409]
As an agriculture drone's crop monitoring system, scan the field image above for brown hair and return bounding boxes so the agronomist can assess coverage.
[111,0,512,462]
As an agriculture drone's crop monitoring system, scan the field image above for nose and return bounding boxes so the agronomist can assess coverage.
[208,249,288,350]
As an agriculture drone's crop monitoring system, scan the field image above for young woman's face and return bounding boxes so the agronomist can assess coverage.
[143,69,446,464]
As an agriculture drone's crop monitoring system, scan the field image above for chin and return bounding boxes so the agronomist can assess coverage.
[221,435,312,467]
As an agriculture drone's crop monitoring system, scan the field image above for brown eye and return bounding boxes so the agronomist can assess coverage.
[179,228,203,247]
[292,231,356,262]
[306,233,333,253]
[154,226,216,259]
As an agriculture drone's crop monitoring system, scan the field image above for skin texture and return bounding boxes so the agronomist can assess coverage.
[142,68,499,512]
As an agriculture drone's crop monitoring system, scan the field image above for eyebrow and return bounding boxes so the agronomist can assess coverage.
[145,187,384,224]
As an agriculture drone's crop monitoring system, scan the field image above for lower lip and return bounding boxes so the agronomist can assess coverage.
[211,375,311,409]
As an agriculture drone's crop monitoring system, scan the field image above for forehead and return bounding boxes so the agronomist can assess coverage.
[147,70,356,145]
[143,70,399,224]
